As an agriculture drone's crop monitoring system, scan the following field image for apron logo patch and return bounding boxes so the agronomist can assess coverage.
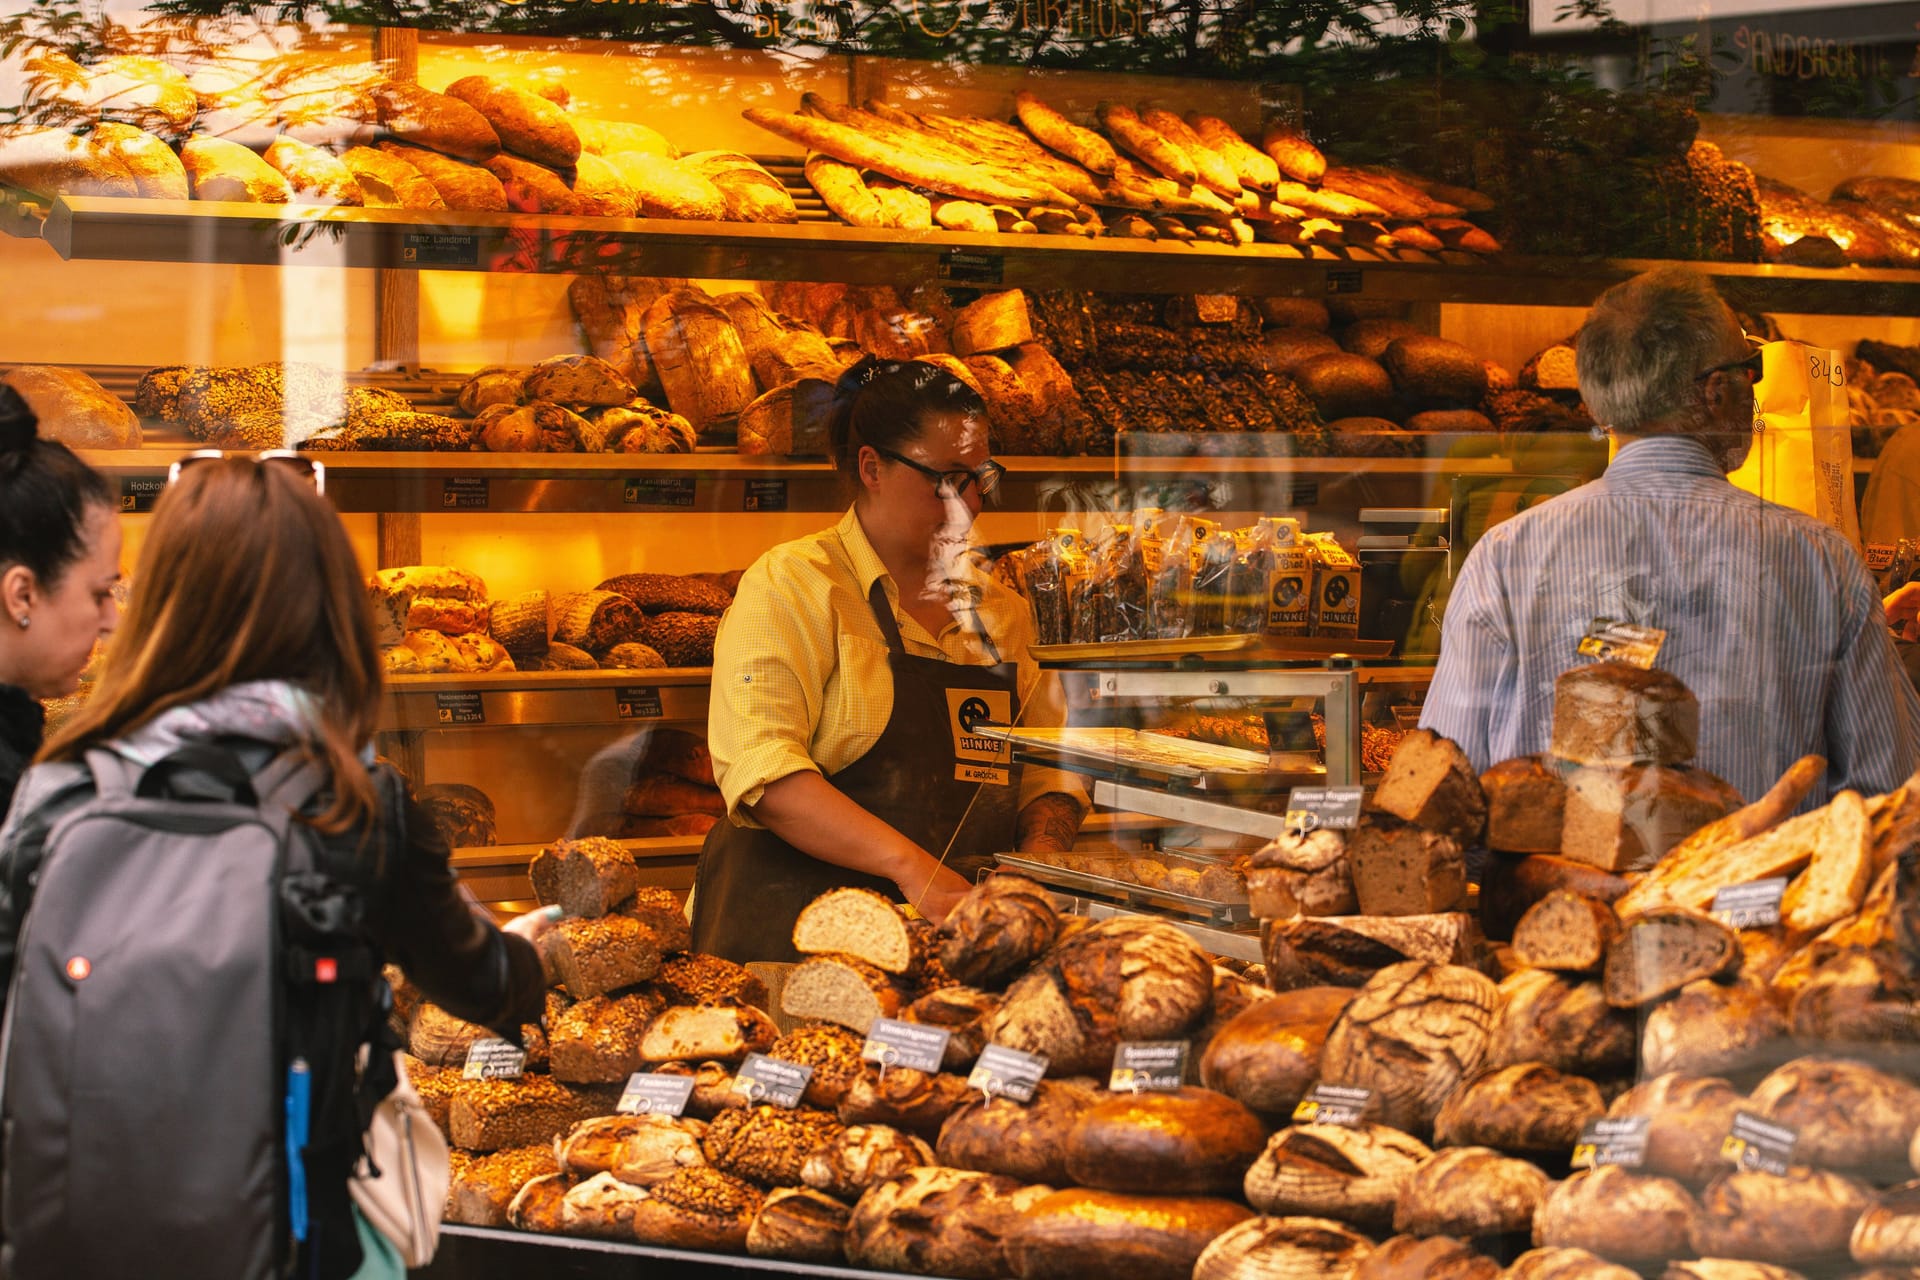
[946,688,1012,784]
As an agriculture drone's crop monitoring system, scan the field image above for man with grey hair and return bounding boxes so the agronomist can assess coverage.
[1422,265,1920,807]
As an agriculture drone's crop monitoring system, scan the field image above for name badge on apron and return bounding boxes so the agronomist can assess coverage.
[946,688,1013,786]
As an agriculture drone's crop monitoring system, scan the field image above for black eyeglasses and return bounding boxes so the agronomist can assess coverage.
[166,449,326,495]
[1696,343,1765,386]
[872,445,1006,499]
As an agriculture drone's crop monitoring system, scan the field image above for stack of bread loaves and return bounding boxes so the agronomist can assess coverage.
[454,354,699,455]
[368,564,515,675]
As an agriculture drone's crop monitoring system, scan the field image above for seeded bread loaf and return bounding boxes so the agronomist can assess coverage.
[640,1002,778,1065]
[629,1166,764,1252]
[543,915,664,999]
[703,1104,846,1187]
[547,990,665,1083]
[446,1142,559,1225]
[610,885,693,953]
[447,1076,620,1152]
[655,953,769,1010]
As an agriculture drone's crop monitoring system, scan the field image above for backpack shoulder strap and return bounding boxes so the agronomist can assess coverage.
[81,748,139,801]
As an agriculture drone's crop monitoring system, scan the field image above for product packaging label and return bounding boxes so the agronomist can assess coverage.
[1264,542,1314,637]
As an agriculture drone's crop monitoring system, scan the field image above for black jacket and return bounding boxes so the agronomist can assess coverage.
[0,687,43,831]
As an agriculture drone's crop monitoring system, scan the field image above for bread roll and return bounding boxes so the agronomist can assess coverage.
[1747,1056,1920,1181]
[1504,1248,1641,1279]
[1605,1072,1744,1186]
[1488,970,1635,1076]
[1532,1166,1699,1263]
[1,366,140,449]
[984,916,1213,1075]
[91,122,188,199]
[1199,987,1354,1120]
[1392,1146,1549,1237]
[629,1165,764,1252]
[1689,1167,1872,1264]
[1243,1123,1431,1230]
[1432,1063,1605,1153]
[1192,1215,1374,1280]
[936,1079,1099,1185]
[1640,974,1790,1079]
[1064,1087,1266,1195]
[181,135,291,203]
[604,150,727,220]
[846,1167,1054,1280]
[746,1187,849,1264]
[1320,962,1497,1134]
[1006,1189,1254,1280]
[1352,1235,1499,1280]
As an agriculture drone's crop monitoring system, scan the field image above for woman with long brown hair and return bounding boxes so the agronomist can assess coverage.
[0,455,550,1279]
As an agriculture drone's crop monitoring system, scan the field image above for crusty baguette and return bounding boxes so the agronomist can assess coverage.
[1868,773,1920,875]
[1615,756,1827,915]
[1098,158,1234,216]
[1781,789,1871,932]
[1268,180,1384,220]
[1186,113,1279,192]
[869,180,932,230]
[1353,165,1467,216]
[742,105,1072,208]
[1140,107,1240,198]
[1394,171,1496,212]
[1014,91,1117,175]
[1260,124,1326,184]
[871,103,1104,206]
[803,152,884,228]
[931,196,997,235]
[1319,167,1431,218]
[264,135,361,205]
[1099,103,1194,185]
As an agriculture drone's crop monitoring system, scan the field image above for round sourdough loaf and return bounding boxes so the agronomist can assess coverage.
[1391,1146,1549,1237]
[1063,1086,1267,1194]
[1502,1247,1641,1280]
[1321,962,1497,1134]
[1660,1263,1809,1280]
[1640,975,1791,1079]
[1242,1122,1431,1229]
[838,1064,974,1138]
[1688,1167,1872,1264]
[1747,1056,1920,1181]
[1604,1073,1743,1186]
[1849,1179,1920,1266]
[1352,1234,1499,1280]
[936,873,1059,988]
[1191,1215,1374,1280]
[985,916,1214,1075]
[1432,1063,1605,1153]
[1488,969,1636,1076]
[746,1187,850,1263]
[845,1167,1052,1280]
[1532,1166,1698,1263]
[799,1124,934,1200]
[559,1171,650,1239]
[937,1079,1100,1185]
[1005,1189,1254,1280]
[1200,986,1354,1120]
[902,985,1000,1070]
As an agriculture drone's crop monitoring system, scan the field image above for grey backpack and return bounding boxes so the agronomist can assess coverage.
[0,744,394,1280]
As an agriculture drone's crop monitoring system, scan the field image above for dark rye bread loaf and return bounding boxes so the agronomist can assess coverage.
[1431,1063,1606,1153]
[936,1078,1099,1185]
[1605,1073,1745,1186]
[1480,756,1567,855]
[1370,728,1487,845]
[1320,962,1497,1134]
[1199,986,1354,1119]
[1511,891,1620,973]
[936,873,1058,988]
[1242,1122,1431,1230]
[1602,908,1739,1007]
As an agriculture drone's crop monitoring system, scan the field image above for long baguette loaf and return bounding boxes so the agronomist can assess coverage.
[1186,114,1278,192]
[1098,158,1235,216]
[1267,180,1385,220]
[1320,167,1437,219]
[798,94,1088,209]
[1099,102,1195,185]
[743,106,1071,208]
[1615,755,1826,915]
[1014,91,1117,175]
[1141,107,1241,198]
[875,103,1104,206]
[1261,125,1326,184]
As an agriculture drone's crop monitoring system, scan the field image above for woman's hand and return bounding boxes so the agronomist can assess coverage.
[903,860,972,925]
[501,903,563,945]
[1889,583,1920,642]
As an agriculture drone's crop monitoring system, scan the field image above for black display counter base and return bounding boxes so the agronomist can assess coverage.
[421,1226,932,1280]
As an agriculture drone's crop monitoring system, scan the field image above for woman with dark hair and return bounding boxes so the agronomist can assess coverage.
[0,455,550,1278]
[0,387,120,820]
[692,357,1086,962]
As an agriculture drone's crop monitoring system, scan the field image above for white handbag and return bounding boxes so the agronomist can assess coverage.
[349,1050,450,1267]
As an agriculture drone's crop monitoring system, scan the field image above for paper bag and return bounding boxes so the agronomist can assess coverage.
[1730,341,1860,551]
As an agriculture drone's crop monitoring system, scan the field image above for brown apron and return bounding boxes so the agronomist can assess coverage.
[691,581,1023,963]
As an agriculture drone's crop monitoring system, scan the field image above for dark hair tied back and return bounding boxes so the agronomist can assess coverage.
[0,385,115,588]
[827,354,989,479]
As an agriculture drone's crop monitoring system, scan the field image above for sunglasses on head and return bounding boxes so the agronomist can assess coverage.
[871,445,1007,500]
[165,449,326,496]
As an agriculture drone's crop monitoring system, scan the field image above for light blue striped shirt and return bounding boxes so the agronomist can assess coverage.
[1422,435,1920,808]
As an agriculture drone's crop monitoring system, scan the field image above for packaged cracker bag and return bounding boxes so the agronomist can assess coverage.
[1264,523,1314,638]
[1189,520,1235,635]
[1305,531,1362,638]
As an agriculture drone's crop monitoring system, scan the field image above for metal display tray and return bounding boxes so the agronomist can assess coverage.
[995,851,1253,927]
[988,725,1315,793]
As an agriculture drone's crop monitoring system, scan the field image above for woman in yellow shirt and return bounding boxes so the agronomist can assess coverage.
[693,357,1086,963]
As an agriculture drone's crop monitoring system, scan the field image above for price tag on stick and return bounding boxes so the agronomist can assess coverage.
[462,1039,527,1081]
[617,1072,696,1117]
[968,1044,1049,1104]
[1710,878,1787,930]
[1284,787,1365,835]
[863,1018,952,1075]
[1571,1116,1649,1170]
[1291,1084,1373,1127]
[1577,618,1667,668]
[1109,1041,1188,1093]
[1721,1112,1796,1175]
[731,1053,813,1109]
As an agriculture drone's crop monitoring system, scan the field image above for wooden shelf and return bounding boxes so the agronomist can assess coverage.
[379,668,711,730]
[24,195,1920,314]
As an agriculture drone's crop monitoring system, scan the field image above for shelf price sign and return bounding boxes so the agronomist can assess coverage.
[863,1018,951,1075]
[1571,1117,1649,1170]
[1721,1112,1796,1175]
[1292,1084,1373,1127]
[462,1039,527,1081]
[968,1044,1048,1104]
[1109,1041,1187,1093]
[617,1072,696,1118]
[1284,786,1365,834]
[731,1053,813,1109]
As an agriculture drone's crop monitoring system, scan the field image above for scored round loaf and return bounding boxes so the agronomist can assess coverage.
[1192,1215,1375,1280]
[1503,1248,1642,1280]
[1489,970,1636,1077]
[1391,1146,1550,1237]
[1320,962,1498,1135]
[1846,1179,1920,1267]
[1242,1122,1432,1230]
[845,1167,1054,1280]
[746,1187,850,1264]
[766,1022,867,1112]
[800,1123,934,1200]
[1604,1073,1744,1186]
[1660,1263,1810,1280]
[1432,1063,1606,1154]
[1688,1167,1873,1264]
[1200,986,1354,1120]
[936,1078,1100,1185]
[1005,1189,1255,1280]
[936,873,1059,989]
[628,1165,764,1253]
[838,1064,975,1139]
[984,916,1214,1075]
[1532,1166,1700,1263]
[901,985,1000,1070]
[418,782,496,848]
[1352,1234,1500,1280]
[1746,1056,1920,1181]
[1551,662,1699,768]
[1064,1086,1267,1195]
[702,1104,845,1188]
[1640,975,1791,1079]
